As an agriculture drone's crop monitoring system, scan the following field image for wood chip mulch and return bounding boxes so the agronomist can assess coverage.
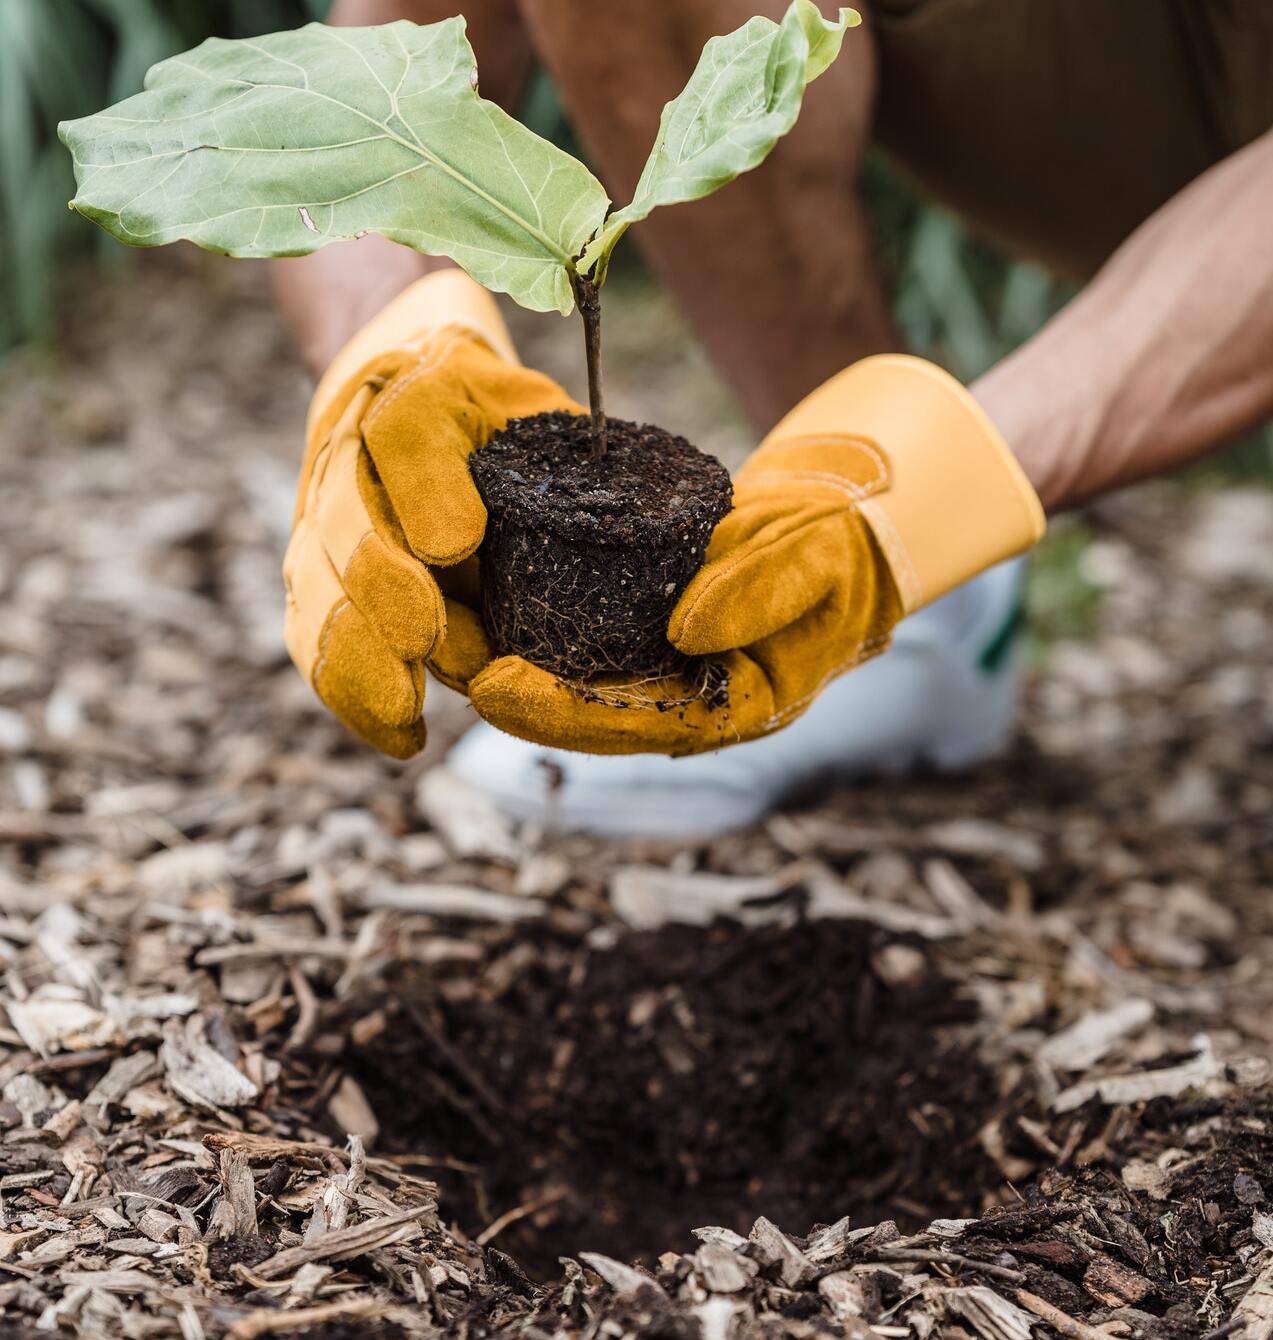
[0,255,1270,1338]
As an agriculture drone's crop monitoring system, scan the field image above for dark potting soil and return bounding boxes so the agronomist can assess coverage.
[470,411,732,678]
[338,920,1004,1277]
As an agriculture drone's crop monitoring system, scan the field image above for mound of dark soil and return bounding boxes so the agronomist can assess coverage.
[470,411,732,677]
[338,920,1005,1275]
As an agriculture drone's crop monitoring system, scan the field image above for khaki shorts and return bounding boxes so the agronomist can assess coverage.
[871,0,1273,277]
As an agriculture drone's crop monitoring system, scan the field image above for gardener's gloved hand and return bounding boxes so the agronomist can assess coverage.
[284,269,578,757]
[467,355,1045,754]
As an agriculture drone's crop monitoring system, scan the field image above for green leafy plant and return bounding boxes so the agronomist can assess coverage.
[58,1,858,445]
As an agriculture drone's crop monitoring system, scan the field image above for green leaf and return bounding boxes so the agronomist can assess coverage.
[58,19,610,314]
[581,0,858,282]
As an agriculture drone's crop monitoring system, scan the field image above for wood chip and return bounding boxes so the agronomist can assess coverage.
[1120,1157,1183,1201]
[693,1242,758,1293]
[206,1148,257,1241]
[304,1137,366,1242]
[922,820,1045,871]
[923,859,1002,930]
[360,883,545,922]
[804,1215,854,1262]
[943,1285,1036,1340]
[693,1297,740,1340]
[578,1251,666,1299]
[1230,1257,1273,1340]
[609,867,787,931]
[160,1019,258,1111]
[1052,1034,1223,1112]
[818,1270,877,1321]
[254,1202,435,1279]
[6,993,117,1056]
[326,1075,379,1147]
[416,767,520,863]
[748,1216,815,1287]
[227,1296,382,1340]
[1083,1254,1151,1306]
[1037,999,1155,1072]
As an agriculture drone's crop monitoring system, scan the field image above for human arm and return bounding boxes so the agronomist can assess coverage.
[974,128,1273,511]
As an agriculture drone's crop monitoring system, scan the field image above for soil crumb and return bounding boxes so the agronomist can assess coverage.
[339,919,1004,1275]
[471,411,732,676]
[205,1233,275,1281]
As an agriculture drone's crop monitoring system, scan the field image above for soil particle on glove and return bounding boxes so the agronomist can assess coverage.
[340,919,1002,1275]
[471,411,732,677]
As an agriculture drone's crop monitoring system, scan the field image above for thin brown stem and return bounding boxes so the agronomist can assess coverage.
[570,271,607,456]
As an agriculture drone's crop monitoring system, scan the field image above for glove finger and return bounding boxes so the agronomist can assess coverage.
[450,339,584,425]
[428,598,495,692]
[468,652,777,756]
[341,526,446,662]
[326,696,428,761]
[361,339,582,568]
[671,508,844,655]
[361,360,489,567]
[313,598,426,737]
[305,432,445,659]
[284,545,427,759]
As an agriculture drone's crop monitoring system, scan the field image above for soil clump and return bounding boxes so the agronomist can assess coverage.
[471,411,732,678]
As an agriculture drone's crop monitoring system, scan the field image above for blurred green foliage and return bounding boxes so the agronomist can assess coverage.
[0,0,329,349]
[862,154,1073,384]
[1023,519,1105,655]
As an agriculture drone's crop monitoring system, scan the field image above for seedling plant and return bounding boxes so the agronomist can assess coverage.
[61,1,854,437]
[61,2,858,678]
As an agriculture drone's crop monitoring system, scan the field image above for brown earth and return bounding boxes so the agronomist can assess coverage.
[334,920,1001,1275]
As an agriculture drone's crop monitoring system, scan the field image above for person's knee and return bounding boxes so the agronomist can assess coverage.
[517,0,878,195]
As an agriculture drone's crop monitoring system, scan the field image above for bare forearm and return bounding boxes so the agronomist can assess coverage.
[973,129,1273,511]
[271,0,533,375]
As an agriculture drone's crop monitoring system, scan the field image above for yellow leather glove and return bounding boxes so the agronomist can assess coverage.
[283,269,578,757]
[467,355,1046,754]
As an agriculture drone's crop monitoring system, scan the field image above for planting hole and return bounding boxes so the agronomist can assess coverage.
[325,921,1006,1276]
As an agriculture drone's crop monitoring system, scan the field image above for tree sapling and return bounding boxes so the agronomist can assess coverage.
[60,2,858,679]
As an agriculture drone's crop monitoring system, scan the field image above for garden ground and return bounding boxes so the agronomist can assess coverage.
[0,253,1271,1338]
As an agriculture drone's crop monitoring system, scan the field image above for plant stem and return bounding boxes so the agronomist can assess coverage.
[571,271,607,456]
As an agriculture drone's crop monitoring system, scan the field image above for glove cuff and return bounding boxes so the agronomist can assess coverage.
[307,269,517,446]
[768,354,1045,612]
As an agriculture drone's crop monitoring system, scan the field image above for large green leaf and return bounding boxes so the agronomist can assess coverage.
[581,0,858,281]
[58,19,610,313]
